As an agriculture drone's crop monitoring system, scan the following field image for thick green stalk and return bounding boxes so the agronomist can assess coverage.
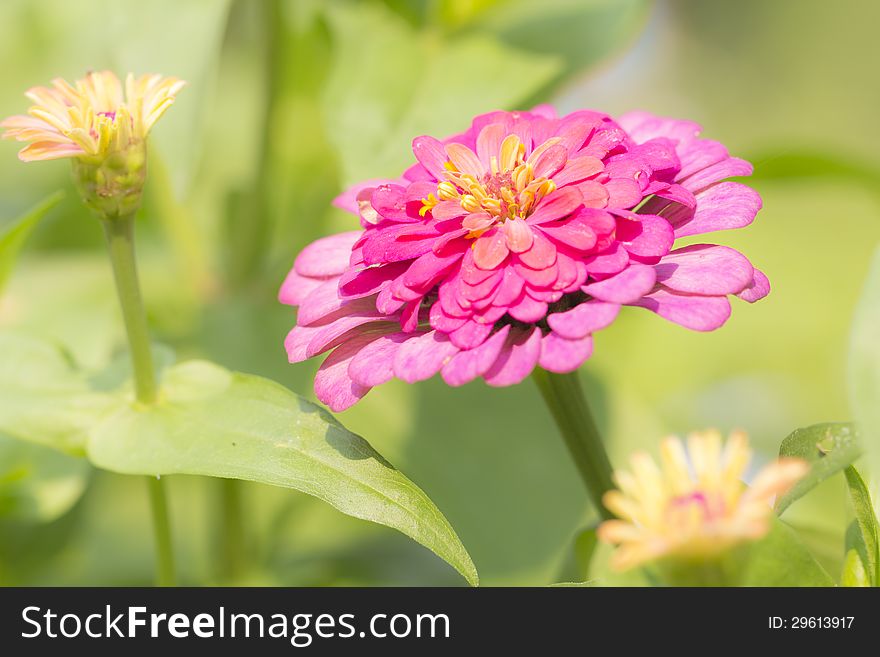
[102,214,176,586]
[532,368,615,520]
[147,476,176,587]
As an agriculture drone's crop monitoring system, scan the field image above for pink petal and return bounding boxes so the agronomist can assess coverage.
[576,180,610,208]
[603,178,643,208]
[463,211,495,232]
[445,142,484,177]
[348,332,409,387]
[531,144,568,179]
[402,250,462,290]
[333,179,398,214]
[476,122,507,169]
[432,200,468,221]
[412,135,449,179]
[393,330,460,383]
[449,319,494,350]
[539,332,594,373]
[547,300,620,339]
[552,155,604,187]
[616,213,675,260]
[441,325,511,386]
[461,269,503,302]
[516,230,557,269]
[371,184,413,221]
[537,217,597,252]
[294,231,361,277]
[279,267,325,306]
[472,228,510,269]
[508,294,548,323]
[630,288,731,331]
[584,244,630,276]
[681,158,753,193]
[339,261,407,299]
[670,182,762,238]
[297,279,375,326]
[429,301,467,332]
[314,334,376,412]
[736,268,771,303]
[483,327,543,387]
[654,244,754,296]
[513,261,558,288]
[304,314,389,359]
[503,218,534,253]
[400,299,421,332]
[528,188,583,225]
[582,264,657,303]
[493,267,525,306]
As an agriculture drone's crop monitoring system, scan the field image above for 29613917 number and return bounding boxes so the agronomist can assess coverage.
[768,617,855,629]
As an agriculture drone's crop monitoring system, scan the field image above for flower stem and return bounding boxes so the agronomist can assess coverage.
[147,476,176,587]
[531,368,615,520]
[101,214,176,586]
[102,216,157,404]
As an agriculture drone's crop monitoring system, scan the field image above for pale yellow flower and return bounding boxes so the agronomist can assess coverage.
[597,430,808,571]
[1,70,185,162]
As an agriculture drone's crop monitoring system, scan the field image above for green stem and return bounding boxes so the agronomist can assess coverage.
[532,368,615,520]
[147,476,176,587]
[102,216,157,404]
[219,478,247,582]
[101,214,176,586]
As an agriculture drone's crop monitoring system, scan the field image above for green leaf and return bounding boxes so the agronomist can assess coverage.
[0,192,63,295]
[87,361,478,586]
[0,434,90,522]
[841,545,870,587]
[555,525,598,583]
[321,1,562,184]
[775,423,862,515]
[0,332,116,455]
[841,466,879,586]
[849,245,880,488]
[741,519,834,586]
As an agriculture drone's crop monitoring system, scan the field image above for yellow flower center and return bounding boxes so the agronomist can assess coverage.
[420,134,558,225]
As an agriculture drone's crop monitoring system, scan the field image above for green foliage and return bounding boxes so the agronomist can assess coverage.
[0,332,477,585]
[0,435,90,522]
[740,519,834,587]
[0,192,62,294]
[775,423,862,515]
[88,361,478,586]
[841,466,879,587]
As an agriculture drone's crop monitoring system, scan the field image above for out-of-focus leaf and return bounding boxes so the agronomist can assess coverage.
[87,360,478,586]
[750,150,880,193]
[841,466,878,586]
[741,519,834,586]
[453,0,649,95]
[555,525,598,583]
[321,1,561,184]
[775,423,862,515]
[0,434,90,522]
[0,192,63,294]
[849,246,880,489]
[841,545,869,587]
[0,332,115,455]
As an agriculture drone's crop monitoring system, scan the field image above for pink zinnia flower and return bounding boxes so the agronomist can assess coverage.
[280,107,769,411]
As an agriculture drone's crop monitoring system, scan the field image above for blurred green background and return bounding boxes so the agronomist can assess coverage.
[1,0,877,586]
